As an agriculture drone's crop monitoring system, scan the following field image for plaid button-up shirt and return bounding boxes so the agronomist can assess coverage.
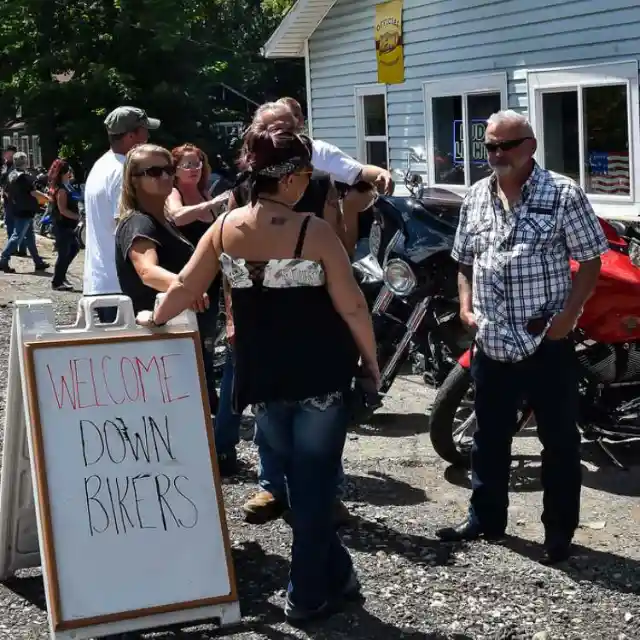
[451,163,608,362]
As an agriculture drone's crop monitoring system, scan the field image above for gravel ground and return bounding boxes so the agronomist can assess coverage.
[0,235,639,640]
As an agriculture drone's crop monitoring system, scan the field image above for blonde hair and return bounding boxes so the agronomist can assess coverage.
[117,143,172,220]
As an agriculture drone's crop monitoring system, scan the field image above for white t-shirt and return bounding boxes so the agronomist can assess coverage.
[82,150,126,295]
[311,139,363,185]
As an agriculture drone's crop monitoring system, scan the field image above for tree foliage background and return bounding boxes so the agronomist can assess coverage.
[0,0,301,174]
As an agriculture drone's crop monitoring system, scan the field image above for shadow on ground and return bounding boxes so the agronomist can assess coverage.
[351,412,431,437]
[503,535,640,596]
[346,471,428,506]
[2,540,467,640]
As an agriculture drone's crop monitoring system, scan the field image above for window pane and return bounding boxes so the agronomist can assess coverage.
[584,85,630,196]
[542,91,579,183]
[467,92,502,184]
[366,141,388,169]
[432,96,464,185]
[363,95,386,136]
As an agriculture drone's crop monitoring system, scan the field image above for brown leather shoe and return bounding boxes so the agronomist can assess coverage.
[243,491,287,524]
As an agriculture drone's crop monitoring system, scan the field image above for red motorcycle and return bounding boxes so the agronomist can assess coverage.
[429,217,640,469]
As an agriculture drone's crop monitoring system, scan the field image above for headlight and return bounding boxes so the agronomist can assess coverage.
[383,259,417,297]
[369,222,382,257]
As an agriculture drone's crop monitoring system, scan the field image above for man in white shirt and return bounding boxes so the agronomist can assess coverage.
[83,106,160,322]
[276,97,394,194]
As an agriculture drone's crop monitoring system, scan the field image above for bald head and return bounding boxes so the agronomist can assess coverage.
[486,109,534,141]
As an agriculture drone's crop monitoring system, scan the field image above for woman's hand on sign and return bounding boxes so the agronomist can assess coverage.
[136,310,154,327]
[190,293,210,313]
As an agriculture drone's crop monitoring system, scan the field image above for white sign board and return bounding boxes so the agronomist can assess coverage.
[0,296,240,639]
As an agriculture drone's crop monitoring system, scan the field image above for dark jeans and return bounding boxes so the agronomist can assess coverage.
[254,396,352,609]
[0,216,43,266]
[2,199,26,253]
[52,223,80,286]
[198,308,219,416]
[257,419,347,502]
[96,306,118,323]
[214,348,241,455]
[469,338,581,539]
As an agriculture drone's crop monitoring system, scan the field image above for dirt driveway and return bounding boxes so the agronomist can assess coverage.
[0,237,638,640]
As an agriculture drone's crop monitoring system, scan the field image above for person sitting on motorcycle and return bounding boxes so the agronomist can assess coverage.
[436,109,608,565]
[136,121,379,623]
[48,159,81,291]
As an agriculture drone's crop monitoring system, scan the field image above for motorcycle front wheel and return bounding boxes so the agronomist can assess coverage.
[429,363,475,467]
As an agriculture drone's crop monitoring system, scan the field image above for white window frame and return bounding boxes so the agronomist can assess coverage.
[423,72,508,193]
[527,60,639,206]
[354,84,389,169]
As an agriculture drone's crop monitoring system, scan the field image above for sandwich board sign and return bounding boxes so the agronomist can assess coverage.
[0,295,240,639]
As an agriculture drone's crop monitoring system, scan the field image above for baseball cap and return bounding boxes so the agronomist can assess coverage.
[104,106,161,135]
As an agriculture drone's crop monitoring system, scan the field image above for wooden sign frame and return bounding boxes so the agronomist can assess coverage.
[22,330,237,631]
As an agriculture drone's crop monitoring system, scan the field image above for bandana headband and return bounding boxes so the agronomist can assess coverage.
[256,156,307,178]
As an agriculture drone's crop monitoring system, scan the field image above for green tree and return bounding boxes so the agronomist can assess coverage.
[0,0,301,174]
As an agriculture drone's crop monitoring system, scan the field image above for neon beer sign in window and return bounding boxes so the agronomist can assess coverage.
[452,120,488,165]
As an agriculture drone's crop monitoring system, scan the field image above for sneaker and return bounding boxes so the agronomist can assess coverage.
[0,263,15,273]
[217,450,239,478]
[34,261,49,271]
[14,249,27,257]
[52,283,73,292]
[243,490,287,524]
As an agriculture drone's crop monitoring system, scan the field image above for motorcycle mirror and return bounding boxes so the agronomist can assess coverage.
[410,173,423,187]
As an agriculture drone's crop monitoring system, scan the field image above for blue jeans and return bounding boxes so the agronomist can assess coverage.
[254,395,353,609]
[0,216,43,265]
[257,421,346,502]
[2,199,26,253]
[214,349,242,455]
[52,223,80,286]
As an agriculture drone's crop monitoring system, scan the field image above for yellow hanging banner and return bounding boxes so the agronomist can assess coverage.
[375,0,405,85]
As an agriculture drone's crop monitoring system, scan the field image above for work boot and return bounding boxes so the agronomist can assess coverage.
[243,491,287,524]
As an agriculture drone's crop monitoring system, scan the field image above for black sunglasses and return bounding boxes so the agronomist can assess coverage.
[484,137,532,153]
[133,165,176,178]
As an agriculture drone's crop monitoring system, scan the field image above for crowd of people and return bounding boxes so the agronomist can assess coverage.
[72,98,391,624]
[0,96,608,627]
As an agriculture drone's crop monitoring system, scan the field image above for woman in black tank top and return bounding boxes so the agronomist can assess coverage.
[140,119,380,624]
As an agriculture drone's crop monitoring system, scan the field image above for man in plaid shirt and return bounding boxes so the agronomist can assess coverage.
[436,110,608,564]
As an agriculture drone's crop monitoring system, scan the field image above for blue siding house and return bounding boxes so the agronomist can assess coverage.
[264,0,640,219]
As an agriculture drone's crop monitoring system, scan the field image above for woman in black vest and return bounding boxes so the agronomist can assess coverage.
[48,159,81,290]
[138,122,379,623]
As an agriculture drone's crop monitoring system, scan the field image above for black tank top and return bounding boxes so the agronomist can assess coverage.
[232,175,330,219]
[218,213,359,411]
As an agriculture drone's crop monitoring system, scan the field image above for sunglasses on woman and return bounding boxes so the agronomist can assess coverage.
[133,165,176,178]
[177,160,203,170]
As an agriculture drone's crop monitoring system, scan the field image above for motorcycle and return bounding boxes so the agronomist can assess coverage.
[429,217,640,469]
[353,168,473,422]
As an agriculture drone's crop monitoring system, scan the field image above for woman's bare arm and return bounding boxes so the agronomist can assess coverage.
[315,219,379,383]
[56,189,79,221]
[150,223,221,324]
[129,239,179,292]
[166,188,226,226]
[322,183,349,253]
